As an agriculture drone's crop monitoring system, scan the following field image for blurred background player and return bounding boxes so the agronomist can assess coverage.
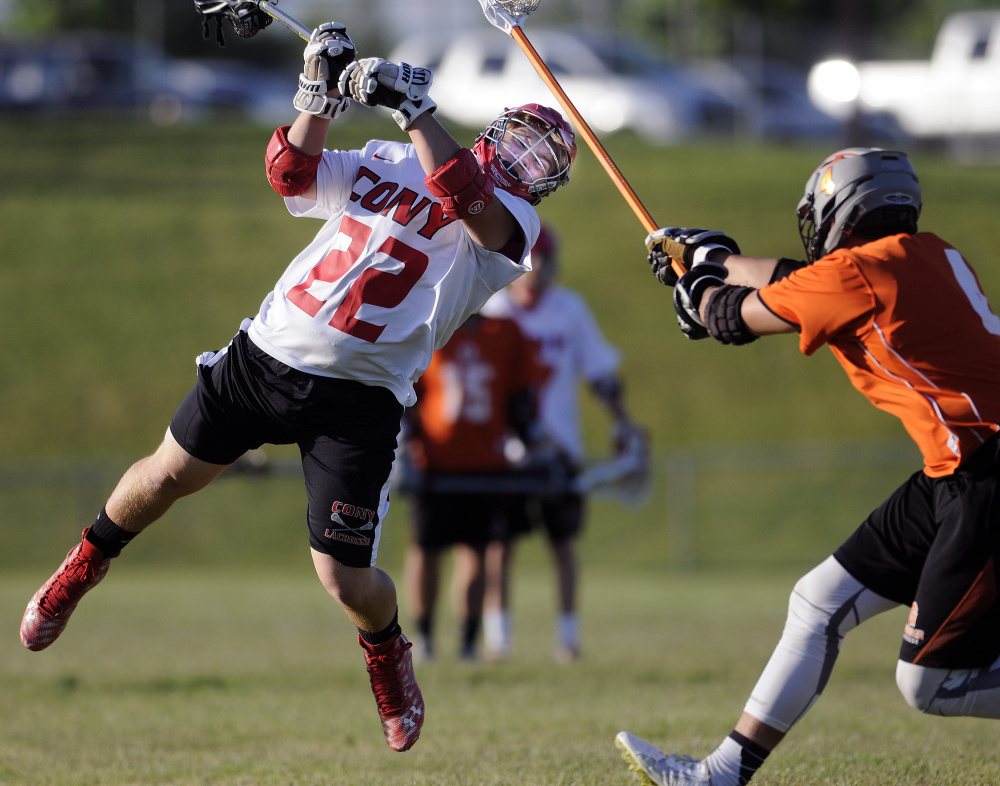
[19,21,576,754]
[399,313,547,662]
[480,223,647,662]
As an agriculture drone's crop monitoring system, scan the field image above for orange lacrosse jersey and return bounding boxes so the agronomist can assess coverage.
[759,233,1000,477]
[410,315,549,473]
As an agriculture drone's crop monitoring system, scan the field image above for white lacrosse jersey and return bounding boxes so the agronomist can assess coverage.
[480,285,621,461]
[248,139,540,407]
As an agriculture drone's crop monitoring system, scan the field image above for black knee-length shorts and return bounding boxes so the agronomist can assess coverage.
[835,432,1000,669]
[169,330,403,568]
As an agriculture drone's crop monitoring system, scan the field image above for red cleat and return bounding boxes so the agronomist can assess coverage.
[20,530,114,652]
[360,631,425,751]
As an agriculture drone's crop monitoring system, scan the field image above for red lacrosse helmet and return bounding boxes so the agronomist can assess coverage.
[474,104,577,204]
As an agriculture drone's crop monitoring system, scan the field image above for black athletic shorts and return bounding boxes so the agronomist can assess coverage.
[496,491,586,546]
[834,431,1000,669]
[169,330,403,568]
[411,488,513,550]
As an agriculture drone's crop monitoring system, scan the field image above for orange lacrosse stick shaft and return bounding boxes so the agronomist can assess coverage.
[511,27,654,231]
[509,27,684,277]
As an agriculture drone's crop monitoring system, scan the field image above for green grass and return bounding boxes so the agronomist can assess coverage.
[3,566,999,785]
[4,117,1000,783]
[5,116,1000,462]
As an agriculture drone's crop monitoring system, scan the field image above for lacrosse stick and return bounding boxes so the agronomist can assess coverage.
[195,0,311,45]
[476,0,684,279]
[256,1,311,40]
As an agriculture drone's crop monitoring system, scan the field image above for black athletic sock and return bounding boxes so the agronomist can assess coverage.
[416,614,433,639]
[728,730,771,786]
[460,616,480,651]
[84,508,137,558]
[359,609,400,646]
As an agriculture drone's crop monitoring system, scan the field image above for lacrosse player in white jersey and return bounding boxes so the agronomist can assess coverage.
[19,21,575,753]
[479,223,647,662]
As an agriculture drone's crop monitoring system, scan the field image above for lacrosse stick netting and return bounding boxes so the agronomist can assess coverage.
[478,0,541,34]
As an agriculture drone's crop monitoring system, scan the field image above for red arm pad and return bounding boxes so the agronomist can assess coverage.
[424,147,495,219]
[265,126,323,197]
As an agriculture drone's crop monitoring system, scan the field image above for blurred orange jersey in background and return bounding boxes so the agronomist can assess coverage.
[409,315,549,473]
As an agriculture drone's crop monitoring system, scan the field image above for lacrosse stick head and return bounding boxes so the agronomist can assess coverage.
[477,0,541,35]
[474,104,576,204]
[194,0,272,46]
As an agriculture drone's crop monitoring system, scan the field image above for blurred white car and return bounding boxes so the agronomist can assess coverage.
[0,32,292,126]
[390,29,735,144]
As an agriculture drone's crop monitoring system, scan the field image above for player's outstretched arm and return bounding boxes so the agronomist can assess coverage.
[645,226,783,288]
[407,114,519,252]
[339,57,519,252]
[647,227,801,342]
[268,22,357,201]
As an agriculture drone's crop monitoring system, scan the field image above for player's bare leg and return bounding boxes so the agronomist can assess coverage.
[21,431,228,651]
[483,539,514,659]
[550,537,579,661]
[105,430,230,530]
[451,543,485,660]
[403,544,441,661]
[312,550,424,751]
[733,714,785,751]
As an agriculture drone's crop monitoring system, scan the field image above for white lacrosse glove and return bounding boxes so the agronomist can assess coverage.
[338,57,436,131]
[612,419,649,459]
[293,22,355,120]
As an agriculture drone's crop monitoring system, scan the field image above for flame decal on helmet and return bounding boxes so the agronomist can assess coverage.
[819,168,836,196]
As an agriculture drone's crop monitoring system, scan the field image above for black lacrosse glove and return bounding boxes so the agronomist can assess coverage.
[673,266,727,341]
[645,227,741,287]
[648,244,680,287]
[194,0,272,48]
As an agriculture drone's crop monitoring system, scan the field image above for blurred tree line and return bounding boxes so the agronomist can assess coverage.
[6,0,1000,66]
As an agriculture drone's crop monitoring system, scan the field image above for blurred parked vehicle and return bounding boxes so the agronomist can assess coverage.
[390,28,736,144]
[0,33,162,112]
[0,31,291,125]
[808,11,1000,141]
[692,57,903,145]
[163,58,291,125]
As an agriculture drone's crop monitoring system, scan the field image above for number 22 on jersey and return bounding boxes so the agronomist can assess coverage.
[286,215,429,343]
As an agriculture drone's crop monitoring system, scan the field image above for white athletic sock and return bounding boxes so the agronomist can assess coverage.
[557,612,578,650]
[483,609,510,654]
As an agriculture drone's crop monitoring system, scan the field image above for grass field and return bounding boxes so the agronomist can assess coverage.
[4,564,1000,785]
[3,116,1000,783]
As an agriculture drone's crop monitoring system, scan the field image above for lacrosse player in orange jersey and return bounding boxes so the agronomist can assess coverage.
[617,148,1000,785]
[20,19,576,754]
[400,313,548,662]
